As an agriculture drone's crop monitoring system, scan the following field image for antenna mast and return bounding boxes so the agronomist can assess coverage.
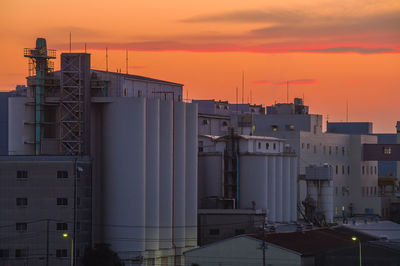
[126,49,128,74]
[106,47,108,72]
[242,71,244,104]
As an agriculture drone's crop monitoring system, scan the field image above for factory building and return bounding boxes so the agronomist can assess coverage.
[198,133,297,223]
[1,38,198,266]
[253,99,381,220]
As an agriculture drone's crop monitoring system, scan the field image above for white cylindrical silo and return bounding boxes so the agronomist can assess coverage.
[239,156,268,210]
[282,157,291,222]
[307,181,318,203]
[185,103,198,248]
[173,101,186,248]
[8,97,34,155]
[275,156,283,222]
[102,97,146,257]
[145,99,160,251]
[321,180,334,223]
[159,100,173,250]
[290,157,297,222]
[267,156,276,222]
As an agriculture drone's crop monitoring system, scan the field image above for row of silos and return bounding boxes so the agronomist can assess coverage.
[101,97,197,259]
[239,155,297,223]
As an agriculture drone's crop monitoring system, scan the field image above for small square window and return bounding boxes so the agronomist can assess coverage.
[56,249,68,258]
[16,198,28,206]
[15,249,28,258]
[272,125,278,132]
[16,223,27,232]
[56,223,68,231]
[0,249,9,258]
[383,147,391,155]
[57,198,68,206]
[209,229,220,235]
[57,171,68,178]
[17,170,28,179]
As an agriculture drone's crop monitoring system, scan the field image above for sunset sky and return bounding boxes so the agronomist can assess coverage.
[0,0,399,132]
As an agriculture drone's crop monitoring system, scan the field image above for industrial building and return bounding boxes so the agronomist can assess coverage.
[197,131,297,241]
[1,38,198,266]
[253,99,381,221]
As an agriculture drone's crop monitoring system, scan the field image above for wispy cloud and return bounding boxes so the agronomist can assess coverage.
[274,79,318,86]
[252,80,271,85]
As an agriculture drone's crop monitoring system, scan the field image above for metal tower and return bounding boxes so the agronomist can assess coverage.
[60,53,90,155]
[24,38,56,155]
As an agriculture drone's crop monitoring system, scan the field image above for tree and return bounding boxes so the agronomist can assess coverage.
[82,243,124,266]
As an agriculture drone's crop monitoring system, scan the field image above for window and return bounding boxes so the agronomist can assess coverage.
[16,198,28,207]
[202,119,209,125]
[383,147,392,155]
[307,143,310,150]
[17,170,28,179]
[335,146,338,154]
[366,166,369,175]
[374,166,377,175]
[57,171,68,179]
[235,229,245,235]
[323,146,326,154]
[273,143,276,150]
[56,223,68,231]
[370,166,373,175]
[137,90,142,97]
[347,166,350,175]
[0,249,9,258]
[374,186,377,195]
[289,125,295,131]
[329,146,332,155]
[272,125,278,132]
[216,104,221,109]
[15,249,28,258]
[342,147,345,156]
[335,187,338,196]
[301,143,305,149]
[57,198,68,206]
[258,142,261,149]
[313,145,317,154]
[266,143,270,149]
[362,187,365,196]
[198,141,204,152]
[335,206,338,215]
[56,249,68,258]
[224,105,229,110]
[222,121,228,127]
[342,165,345,175]
[209,229,220,235]
[362,166,365,175]
[123,88,127,96]
[335,165,338,175]
[16,223,27,232]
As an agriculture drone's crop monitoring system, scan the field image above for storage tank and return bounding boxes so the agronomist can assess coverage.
[185,103,198,248]
[159,100,173,250]
[290,157,297,221]
[282,157,291,222]
[173,101,186,248]
[102,97,146,256]
[320,181,334,222]
[275,156,283,222]
[145,99,160,251]
[267,156,276,222]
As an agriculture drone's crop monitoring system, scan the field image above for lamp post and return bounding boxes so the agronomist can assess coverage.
[351,236,362,266]
[63,233,73,266]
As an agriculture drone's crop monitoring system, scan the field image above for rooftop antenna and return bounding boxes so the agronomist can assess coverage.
[84,43,87,53]
[250,89,252,104]
[126,49,128,74]
[106,47,108,72]
[69,32,72,53]
[236,87,238,113]
[242,71,244,104]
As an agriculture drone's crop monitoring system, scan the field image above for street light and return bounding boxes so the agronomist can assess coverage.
[62,233,74,266]
[351,236,362,266]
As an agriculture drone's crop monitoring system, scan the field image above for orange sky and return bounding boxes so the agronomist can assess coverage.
[1,0,399,132]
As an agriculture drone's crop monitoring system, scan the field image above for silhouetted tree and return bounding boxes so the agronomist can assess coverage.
[82,243,124,266]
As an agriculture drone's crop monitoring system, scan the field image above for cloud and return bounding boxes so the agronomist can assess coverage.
[303,47,396,54]
[274,79,317,85]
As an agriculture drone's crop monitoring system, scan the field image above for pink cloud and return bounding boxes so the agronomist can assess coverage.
[274,79,318,85]
[252,80,271,85]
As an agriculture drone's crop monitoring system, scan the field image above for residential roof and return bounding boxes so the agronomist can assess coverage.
[339,221,400,240]
[249,228,358,256]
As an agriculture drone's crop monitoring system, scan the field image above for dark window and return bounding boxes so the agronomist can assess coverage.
[56,223,68,231]
[347,166,350,175]
[0,249,9,258]
[342,147,345,156]
[57,171,68,179]
[56,249,68,258]
[222,121,228,127]
[273,143,276,150]
[16,223,27,232]
[16,170,28,179]
[370,166,373,175]
[258,142,261,149]
[307,143,310,150]
[342,165,345,175]
[198,141,204,152]
[15,249,28,258]
[16,198,28,206]
[313,145,317,153]
[335,165,338,174]
[235,229,245,235]
[266,143,269,149]
[329,146,332,155]
[375,166,377,175]
[202,119,209,125]
[209,229,220,235]
[362,166,365,175]
[57,198,68,206]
